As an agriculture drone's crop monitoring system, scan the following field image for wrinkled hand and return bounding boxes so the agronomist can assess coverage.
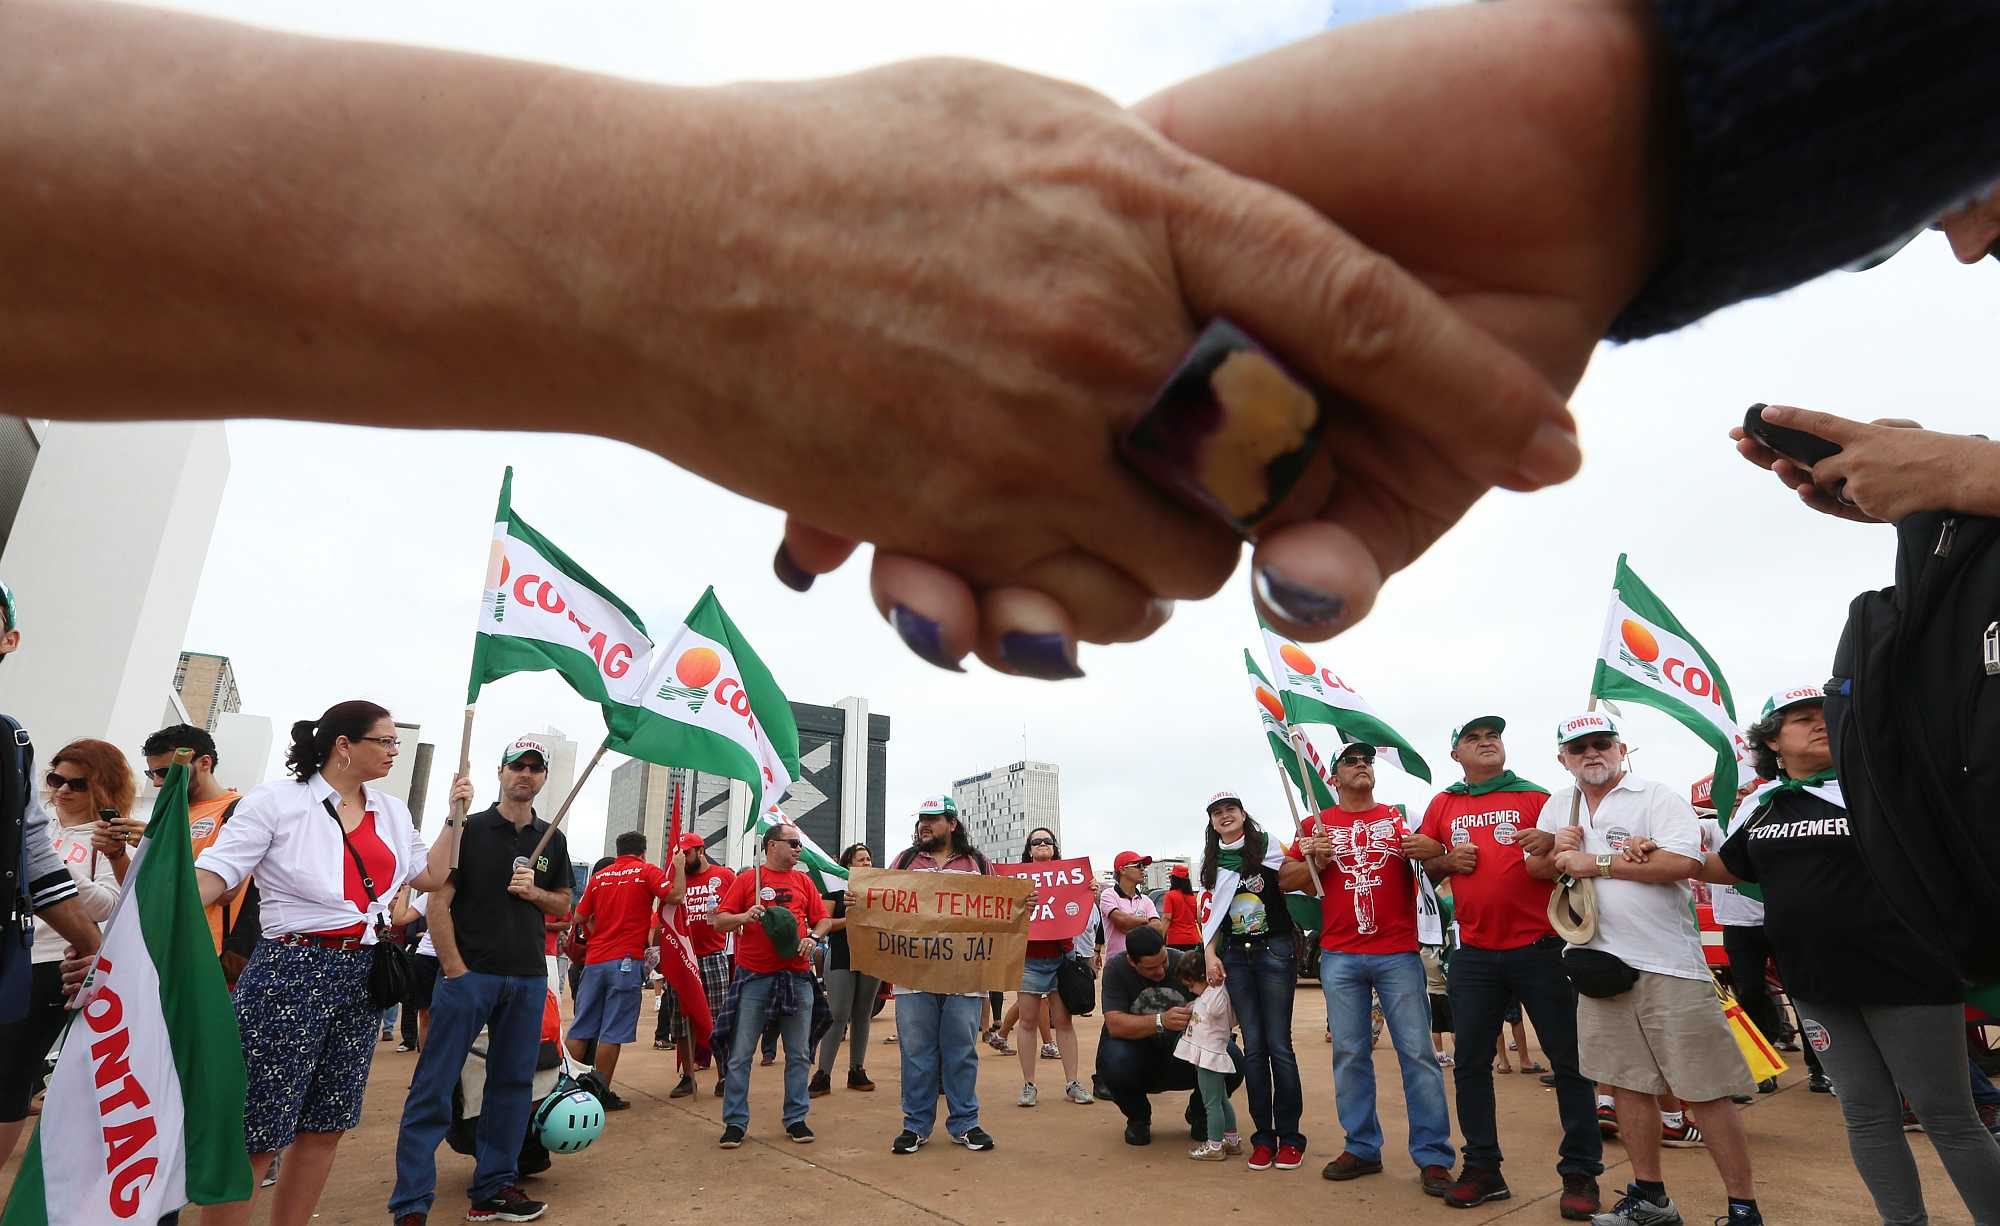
[1553,827,1584,854]
[754,53,1580,675]
[60,946,94,1002]
[1514,829,1555,858]
[1731,406,2000,524]
[745,904,767,923]
[506,865,536,898]
[1439,842,1479,875]
[1554,850,1599,879]
[1622,838,1660,864]
[1297,834,1332,862]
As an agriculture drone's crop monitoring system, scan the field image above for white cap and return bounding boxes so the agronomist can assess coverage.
[1761,684,1826,718]
[1205,790,1243,812]
[502,734,551,765]
[1554,712,1619,744]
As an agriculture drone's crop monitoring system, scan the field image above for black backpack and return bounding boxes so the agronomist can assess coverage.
[1827,509,2000,984]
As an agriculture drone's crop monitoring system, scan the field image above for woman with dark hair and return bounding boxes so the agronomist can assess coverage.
[810,842,879,1097]
[1161,864,1203,955]
[1199,790,1306,1171]
[1008,826,1092,1108]
[193,700,451,1226]
[0,739,128,1166]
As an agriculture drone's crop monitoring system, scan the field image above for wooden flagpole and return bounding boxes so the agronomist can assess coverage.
[1281,725,1326,899]
[524,742,607,865]
[446,706,477,869]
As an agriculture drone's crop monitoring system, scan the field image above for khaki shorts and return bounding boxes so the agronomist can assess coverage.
[1577,969,1753,1102]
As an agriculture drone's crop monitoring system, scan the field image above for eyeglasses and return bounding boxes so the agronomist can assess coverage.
[1564,736,1619,754]
[777,839,802,848]
[1338,756,1372,767]
[1027,838,1055,847]
[354,735,401,749]
[504,760,547,773]
[44,772,89,794]
[144,766,171,783]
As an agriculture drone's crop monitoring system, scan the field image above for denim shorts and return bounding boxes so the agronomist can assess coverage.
[571,957,644,1044]
[1020,955,1062,995]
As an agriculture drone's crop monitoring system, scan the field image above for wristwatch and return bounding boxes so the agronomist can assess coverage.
[1154,1011,1166,1035]
[1595,854,1614,878]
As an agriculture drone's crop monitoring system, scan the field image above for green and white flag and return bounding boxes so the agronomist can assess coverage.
[471,467,653,705]
[1260,624,1432,784]
[3,763,252,1225]
[1590,554,1749,823]
[751,803,848,895]
[604,587,800,819]
[1246,650,1335,810]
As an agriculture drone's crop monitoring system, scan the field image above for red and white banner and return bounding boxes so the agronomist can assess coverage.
[994,857,1095,941]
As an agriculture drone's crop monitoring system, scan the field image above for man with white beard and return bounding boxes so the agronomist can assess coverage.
[1525,713,1760,1226]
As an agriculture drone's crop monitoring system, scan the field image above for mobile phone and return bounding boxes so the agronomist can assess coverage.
[99,807,140,846]
[1744,404,1841,467]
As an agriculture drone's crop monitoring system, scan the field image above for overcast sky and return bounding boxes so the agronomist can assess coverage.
[164,0,1997,871]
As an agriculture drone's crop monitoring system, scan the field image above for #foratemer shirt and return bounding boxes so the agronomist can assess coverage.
[1419,781,1555,951]
[1535,773,1708,981]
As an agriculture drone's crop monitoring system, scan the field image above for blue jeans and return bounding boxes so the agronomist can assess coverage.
[896,992,982,1138]
[389,970,547,1216]
[1971,1058,2000,1109]
[724,972,813,1129]
[1222,934,1306,1151]
[1320,950,1454,1169]
[1447,939,1602,1177]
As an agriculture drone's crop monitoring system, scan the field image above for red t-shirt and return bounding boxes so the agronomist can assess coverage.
[1291,804,1420,955]
[1418,788,1555,951]
[659,864,736,958]
[316,810,395,938]
[1160,889,1203,945]
[575,855,673,964]
[720,867,826,974]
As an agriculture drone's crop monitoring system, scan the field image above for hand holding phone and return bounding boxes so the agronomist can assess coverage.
[1743,403,1841,467]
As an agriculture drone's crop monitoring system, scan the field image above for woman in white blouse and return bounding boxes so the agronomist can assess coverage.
[0,738,128,1167]
[194,700,452,1226]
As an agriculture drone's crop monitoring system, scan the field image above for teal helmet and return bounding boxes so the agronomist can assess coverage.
[534,1078,605,1154]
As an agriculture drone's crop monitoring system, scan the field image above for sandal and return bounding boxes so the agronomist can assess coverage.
[1519,1061,1548,1074]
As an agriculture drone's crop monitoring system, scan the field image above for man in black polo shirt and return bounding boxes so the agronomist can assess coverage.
[389,735,573,1226]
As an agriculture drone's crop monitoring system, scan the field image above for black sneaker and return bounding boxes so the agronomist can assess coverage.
[786,1120,815,1144]
[1124,1121,1152,1146]
[600,1088,631,1112]
[952,1127,995,1151]
[1809,1074,1835,1094]
[1756,1077,1777,1095]
[718,1124,745,1149]
[465,1185,546,1223]
[891,1129,927,1154]
[669,1075,696,1099]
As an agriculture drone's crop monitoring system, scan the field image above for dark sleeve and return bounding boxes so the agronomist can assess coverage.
[1100,961,1135,1015]
[536,831,569,892]
[1717,825,1759,884]
[1610,0,2000,340]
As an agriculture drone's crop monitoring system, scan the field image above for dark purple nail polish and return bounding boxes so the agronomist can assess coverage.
[1119,317,1336,535]
[773,544,814,593]
[998,632,1085,681]
[1254,566,1344,628]
[890,605,963,672]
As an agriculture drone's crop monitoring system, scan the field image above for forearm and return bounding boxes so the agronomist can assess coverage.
[1698,853,1740,886]
[0,0,727,445]
[1945,438,2000,516]
[1595,852,1703,884]
[1422,858,1453,884]
[528,887,572,919]
[1103,1011,1155,1040]
[711,911,748,934]
[1107,909,1146,933]
[1524,853,1562,882]
[34,897,101,953]
[1277,860,1315,892]
[426,886,465,969]
[810,919,834,939]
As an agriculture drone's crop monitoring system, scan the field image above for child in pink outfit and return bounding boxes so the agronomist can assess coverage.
[1172,955,1242,1160]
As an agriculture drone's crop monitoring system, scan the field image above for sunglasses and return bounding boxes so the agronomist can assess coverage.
[45,772,89,794]
[1565,736,1619,754]
[504,760,548,773]
[777,838,802,848]
[1027,838,1055,847]
[1338,756,1373,767]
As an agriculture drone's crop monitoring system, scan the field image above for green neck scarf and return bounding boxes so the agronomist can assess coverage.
[1445,770,1549,797]
[1214,845,1245,873]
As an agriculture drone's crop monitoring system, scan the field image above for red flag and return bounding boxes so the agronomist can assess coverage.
[657,778,712,1063]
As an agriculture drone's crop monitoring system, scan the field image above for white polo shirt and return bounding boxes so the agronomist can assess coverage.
[198,772,428,943]
[1537,772,1709,981]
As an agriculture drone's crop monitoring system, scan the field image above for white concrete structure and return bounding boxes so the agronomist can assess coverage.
[533,725,578,816]
[952,760,1061,865]
[378,719,424,807]
[0,421,228,774]
[211,711,276,792]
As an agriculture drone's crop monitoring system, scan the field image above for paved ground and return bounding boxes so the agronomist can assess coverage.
[3,986,1977,1224]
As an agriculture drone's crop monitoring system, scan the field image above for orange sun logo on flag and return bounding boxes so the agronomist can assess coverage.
[1278,644,1316,676]
[1254,686,1286,723]
[1619,620,1660,663]
[676,647,721,688]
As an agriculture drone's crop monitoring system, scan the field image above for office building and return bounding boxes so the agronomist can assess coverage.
[534,726,578,815]
[952,760,1060,866]
[1143,857,1191,894]
[173,652,241,731]
[602,755,672,860]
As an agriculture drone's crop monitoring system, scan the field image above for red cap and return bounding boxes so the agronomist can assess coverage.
[1113,850,1151,871]
[674,832,704,852]
[1168,864,1190,879]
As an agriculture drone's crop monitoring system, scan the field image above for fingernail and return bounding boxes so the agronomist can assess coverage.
[890,604,963,673]
[772,544,814,593]
[1516,419,1582,487]
[998,632,1085,681]
[1254,566,1343,628]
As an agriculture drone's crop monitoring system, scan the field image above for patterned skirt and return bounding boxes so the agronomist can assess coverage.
[233,939,379,1153]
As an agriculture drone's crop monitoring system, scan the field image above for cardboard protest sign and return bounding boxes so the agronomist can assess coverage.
[993,857,1095,940]
[845,867,1029,995]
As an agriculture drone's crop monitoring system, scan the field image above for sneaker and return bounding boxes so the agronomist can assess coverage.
[1093,1077,1113,1102]
[891,1129,927,1154]
[1756,1077,1777,1095]
[465,1185,546,1223]
[1809,1074,1835,1094]
[1559,1173,1601,1221]
[1436,1051,1455,1067]
[1063,1079,1093,1105]
[808,1071,831,1098]
[1321,1151,1383,1181]
[760,1053,776,1067]
[1590,1188,1683,1226]
[600,1088,631,1112]
[1040,1041,1060,1060]
[1274,1143,1305,1171]
[786,1120,815,1144]
[396,1043,415,1053]
[1660,1120,1704,1148]
[1444,1166,1510,1207]
[1188,1140,1227,1161]
[1247,1143,1274,1171]
[1124,1122,1153,1147]
[1541,1072,1559,1087]
[718,1124,745,1149]
[712,1079,724,1098]
[1018,1083,1038,1107]
[984,1029,1015,1055]
[1420,1164,1453,1196]
[669,1075,696,1100]
[848,1067,875,1091]
[1597,1103,1620,1138]
[952,1127,995,1151]
[1221,1134,1244,1156]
